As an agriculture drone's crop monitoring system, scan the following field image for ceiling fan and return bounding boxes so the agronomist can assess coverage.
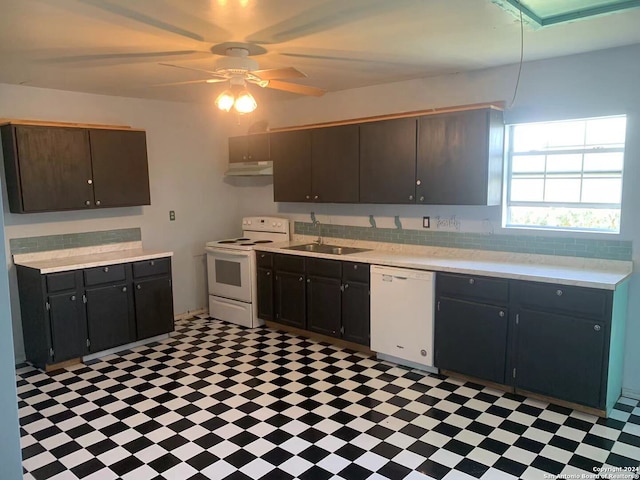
[154,43,325,113]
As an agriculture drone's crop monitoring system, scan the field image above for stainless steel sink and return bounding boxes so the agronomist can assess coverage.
[284,243,371,255]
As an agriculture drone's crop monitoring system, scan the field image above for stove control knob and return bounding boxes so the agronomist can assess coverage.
[272,222,276,226]
[277,222,282,227]
[247,220,252,225]
[242,220,247,225]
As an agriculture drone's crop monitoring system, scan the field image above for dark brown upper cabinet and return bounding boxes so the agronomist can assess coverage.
[311,124,359,203]
[417,108,504,205]
[1,124,151,213]
[272,129,312,202]
[359,117,417,204]
[89,129,150,208]
[229,133,270,163]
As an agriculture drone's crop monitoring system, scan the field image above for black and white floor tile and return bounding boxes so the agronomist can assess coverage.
[17,316,640,480]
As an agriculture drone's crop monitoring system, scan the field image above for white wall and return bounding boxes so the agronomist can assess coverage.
[260,44,640,395]
[0,84,248,362]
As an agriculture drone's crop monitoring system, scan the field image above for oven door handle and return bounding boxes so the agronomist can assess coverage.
[206,247,251,257]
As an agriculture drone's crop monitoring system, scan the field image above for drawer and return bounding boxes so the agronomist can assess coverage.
[256,251,273,268]
[133,257,171,278]
[46,271,77,292]
[342,262,370,283]
[274,254,305,273]
[512,281,610,320]
[84,264,126,286]
[437,272,509,305]
[306,257,341,278]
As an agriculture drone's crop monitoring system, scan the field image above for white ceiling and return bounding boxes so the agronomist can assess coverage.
[0,0,639,104]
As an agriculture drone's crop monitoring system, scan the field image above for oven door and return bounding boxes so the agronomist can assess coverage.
[206,247,252,303]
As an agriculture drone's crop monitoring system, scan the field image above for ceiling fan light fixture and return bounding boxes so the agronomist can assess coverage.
[234,89,257,114]
[215,89,235,112]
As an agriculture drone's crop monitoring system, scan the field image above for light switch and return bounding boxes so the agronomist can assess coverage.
[423,216,430,228]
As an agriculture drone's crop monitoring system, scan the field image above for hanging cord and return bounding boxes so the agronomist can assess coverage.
[509,1,524,109]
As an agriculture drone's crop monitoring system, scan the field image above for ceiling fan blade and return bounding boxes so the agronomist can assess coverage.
[278,48,426,67]
[252,67,307,80]
[44,50,210,65]
[151,78,226,87]
[158,63,227,79]
[265,80,325,97]
[77,0,229,43]
[247,0,415,44]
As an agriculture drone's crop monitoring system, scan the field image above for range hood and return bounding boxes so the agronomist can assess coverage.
[225,160,273,176]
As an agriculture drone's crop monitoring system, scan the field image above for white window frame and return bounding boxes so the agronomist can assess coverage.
[503,116,626,234]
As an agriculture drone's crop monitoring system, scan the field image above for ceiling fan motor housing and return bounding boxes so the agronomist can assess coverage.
[215,48,259,75]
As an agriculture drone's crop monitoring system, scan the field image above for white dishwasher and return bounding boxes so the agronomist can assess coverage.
[370,265,436,371]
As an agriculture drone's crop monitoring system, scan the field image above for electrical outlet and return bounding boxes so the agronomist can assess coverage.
[169,210,176,221]
[423,216,430,228]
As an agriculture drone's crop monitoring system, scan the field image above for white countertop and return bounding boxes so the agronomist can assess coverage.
[255,239,632,290]
[13,242,173,274]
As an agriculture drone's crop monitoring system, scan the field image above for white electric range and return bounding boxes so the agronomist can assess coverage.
[205,217,289,328]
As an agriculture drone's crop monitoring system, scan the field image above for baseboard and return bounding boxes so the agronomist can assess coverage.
[622,388,640,401]
[174,308,208,321]
[82,333,170,362]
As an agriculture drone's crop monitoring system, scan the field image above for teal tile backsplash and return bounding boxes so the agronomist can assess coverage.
[294,222,632,261]
[10,228,141,254]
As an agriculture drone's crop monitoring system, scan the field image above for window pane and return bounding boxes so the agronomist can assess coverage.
[581,178,622,203]
[583,152,624,172]
[511,178,544,201]
[512,124,548,152]
[512,155,545,173]
[585,117,626,146]
[545,154,583,173]
[508,206,620,232]
[546,121,585,149]
[544,178,581,202]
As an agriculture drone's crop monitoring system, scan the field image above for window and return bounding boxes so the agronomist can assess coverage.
[504,115,626,233]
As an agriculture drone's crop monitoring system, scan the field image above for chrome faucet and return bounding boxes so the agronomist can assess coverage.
[310,212,323,245]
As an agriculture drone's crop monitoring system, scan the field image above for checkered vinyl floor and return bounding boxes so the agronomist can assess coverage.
[17,316,640,480]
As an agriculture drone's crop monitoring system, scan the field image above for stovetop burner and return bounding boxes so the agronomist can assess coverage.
[239,243,256,246]
[217,238,250,244]
[253,240,274,244]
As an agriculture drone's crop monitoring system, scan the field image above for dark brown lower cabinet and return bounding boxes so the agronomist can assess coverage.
[274,271,307,329]
[341,280,370,346]
[257,267,274,321]
[307,275,342,337]
[85,283,134,353]
[134,277,174,340]
[435,297,508,384]
[16,257,174,369]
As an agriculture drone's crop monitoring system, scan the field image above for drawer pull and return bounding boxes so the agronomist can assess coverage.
[594,324,601,332]
[299,276,303,282]
[150,260,155,266]
[469,278,475,285]
[103,267,109,273]
[266,271,271,276]
[353,265,358,270]
[556,289,563,296]
[498,311,505,317]
[70,295,76,301]
[137,284,142,290]
[306,278,310,283]
[122,287,127,292]
[260,254,265,258]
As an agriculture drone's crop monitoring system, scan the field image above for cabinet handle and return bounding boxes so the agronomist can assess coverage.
[122,287,127,292]
[85,200,91,206]
[103,267,109,273]
[305,195,310,200]
[150,260,155,266]
[498,311,505,317]
[314,195,319,200]
[344,283,349,289]
[416,180,421,186]
[266,271,271,276]
[419,196,425,202]
[260,254,265,258]
[469,278,475,285]
[96,200,101,206]
[70,295,76,301]
[594,324,601,332]
[409,195,414,200]
[248,155,252,160]
[299,276,303,282]
[87,179,93,185]
[306,278,311,283]
[137,284,142,290]
[242,155,247,160]
[556,289,563,296]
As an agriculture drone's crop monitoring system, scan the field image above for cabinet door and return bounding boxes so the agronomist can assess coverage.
[13,126,94,212]
[86,283,134,352]
[247,133,270,162]
[311,125,359,203]
[274,271,306,328]
[229,136,248,163]
[134,277,174,339]
[307,275,342,337]
[48,292,87,362]
[515,309,605,408]
[89,129,150,208]
[341,281,370,346]
[417,109,503,205]
[360,118,417,204]
[257,267,274,321]
[272,130,312,202]
[435,297,508,384]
